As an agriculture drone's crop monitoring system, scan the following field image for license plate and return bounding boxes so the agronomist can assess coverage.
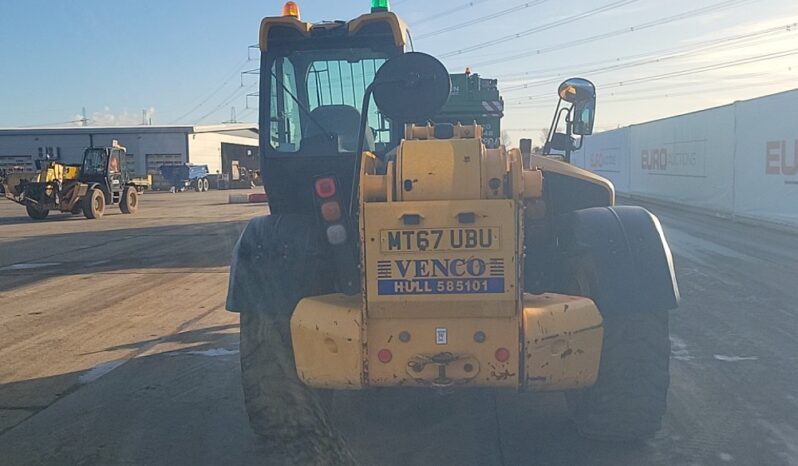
[380,227,500,252]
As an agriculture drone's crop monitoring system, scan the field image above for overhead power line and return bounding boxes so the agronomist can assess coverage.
[496,21,796,81]
[416,0,548,40]
[438,0,640,59]
[465,0,757,68]
[196,81,259,124]
[510,47,798,105]
[169,57,251,124]
[500,22,797,93]
[412,0,492,27]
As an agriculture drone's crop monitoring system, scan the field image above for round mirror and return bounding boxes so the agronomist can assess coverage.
[558,78,596,103]
[373,52,451,122]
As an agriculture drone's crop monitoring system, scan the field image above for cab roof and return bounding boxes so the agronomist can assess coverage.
[259,11,408,52]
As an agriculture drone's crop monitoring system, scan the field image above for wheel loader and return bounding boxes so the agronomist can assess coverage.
[227,2,679,463]
[1,141,146,220]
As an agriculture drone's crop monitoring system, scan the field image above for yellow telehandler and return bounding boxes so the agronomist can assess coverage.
[227,2,679,463]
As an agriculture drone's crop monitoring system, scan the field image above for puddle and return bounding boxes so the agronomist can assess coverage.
[0,262,61,271]
[184,348,239,357]
[713,354,759,362]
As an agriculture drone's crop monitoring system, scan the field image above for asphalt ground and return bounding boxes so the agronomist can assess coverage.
[0,190,796,465]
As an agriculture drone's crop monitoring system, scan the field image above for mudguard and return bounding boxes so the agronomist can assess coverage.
[558,206,679,313]
[226,214,335,315]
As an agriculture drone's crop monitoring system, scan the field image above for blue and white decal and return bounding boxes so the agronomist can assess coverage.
[376,257,505,295]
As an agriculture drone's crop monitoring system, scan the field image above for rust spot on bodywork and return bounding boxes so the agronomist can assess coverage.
[490,369,516,381]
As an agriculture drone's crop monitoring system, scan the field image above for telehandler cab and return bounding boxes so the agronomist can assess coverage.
[227,2,679,462]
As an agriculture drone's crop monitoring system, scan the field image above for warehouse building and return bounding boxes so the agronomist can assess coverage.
[0,124,259,188]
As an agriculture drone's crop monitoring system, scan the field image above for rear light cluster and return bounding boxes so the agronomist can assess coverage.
[314,176,347,245]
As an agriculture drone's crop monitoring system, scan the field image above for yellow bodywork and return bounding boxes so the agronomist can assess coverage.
[291,123,605,392]
[2,162,80,197]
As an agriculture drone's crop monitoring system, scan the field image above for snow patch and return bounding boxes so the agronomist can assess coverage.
[713,354,759,362]
[718,452,734,462]
[0,262,61,270]
[78,360,126,384]
[670,335,693,361]
[184,348,239,357]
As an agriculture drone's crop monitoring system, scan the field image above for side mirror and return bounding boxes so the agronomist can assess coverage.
[572,99,595,136]
[558,78,596,136]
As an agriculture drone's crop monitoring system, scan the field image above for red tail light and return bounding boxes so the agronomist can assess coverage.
[314,177,336,199]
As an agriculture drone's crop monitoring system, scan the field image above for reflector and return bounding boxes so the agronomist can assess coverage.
[495,347,510,363]
[377,349,393,363]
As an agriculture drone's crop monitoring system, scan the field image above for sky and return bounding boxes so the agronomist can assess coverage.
[1,0,797,144]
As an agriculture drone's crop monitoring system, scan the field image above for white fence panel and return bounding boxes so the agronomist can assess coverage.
[629,106,736,213]
[733,90,798,226]
[575,127,630,193]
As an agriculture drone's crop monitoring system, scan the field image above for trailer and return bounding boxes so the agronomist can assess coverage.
[159,164,210,192]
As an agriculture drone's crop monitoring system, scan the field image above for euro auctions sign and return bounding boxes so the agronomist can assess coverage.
[640,140,707,177]
[765,140,798,179]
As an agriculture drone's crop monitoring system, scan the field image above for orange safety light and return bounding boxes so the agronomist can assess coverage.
[282,1,301,19]
[320,201,342,223]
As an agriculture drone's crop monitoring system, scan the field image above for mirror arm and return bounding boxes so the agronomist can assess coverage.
[543,99,562,154]
[349,82,377,217]
[544,104,571,155]
[564,108,573,163]
[574,136,585,152]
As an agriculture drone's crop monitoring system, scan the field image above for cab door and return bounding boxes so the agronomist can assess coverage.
[108,149,125,200]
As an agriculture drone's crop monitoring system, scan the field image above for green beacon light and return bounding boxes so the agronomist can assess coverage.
[371,0,390,12]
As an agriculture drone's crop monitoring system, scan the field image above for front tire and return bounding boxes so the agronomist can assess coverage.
[83,188,105,219]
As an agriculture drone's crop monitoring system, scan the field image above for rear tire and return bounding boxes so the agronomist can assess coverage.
[202,178,210,192]
[558,207,673,442]
[562,255,670,441]
[240,311,352,465]
[83,188,105,219]
[233,214,354,465]
[120,186,139,214]
[26,205,49,220]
